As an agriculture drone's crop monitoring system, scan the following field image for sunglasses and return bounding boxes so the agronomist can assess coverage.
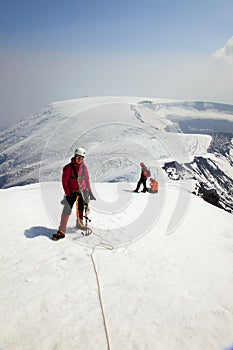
[76,155,84,159]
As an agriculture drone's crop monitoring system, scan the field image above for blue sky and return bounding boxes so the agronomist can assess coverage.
[1,0,233,127]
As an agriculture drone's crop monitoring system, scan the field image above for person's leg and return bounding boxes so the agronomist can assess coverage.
[59,214,69,233]
[76,194,87,229]
[134,178,142,192]
[59,194,76,233]
[141,178,147,192]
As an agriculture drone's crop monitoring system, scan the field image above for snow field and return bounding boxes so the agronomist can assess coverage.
[0,182,233,350]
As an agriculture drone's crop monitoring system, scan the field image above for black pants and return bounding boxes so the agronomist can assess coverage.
[62,192,84,215]
[135,177,147,191]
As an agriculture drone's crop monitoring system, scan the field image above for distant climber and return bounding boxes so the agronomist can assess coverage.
[148,177,158,193]
[134,162,151,193]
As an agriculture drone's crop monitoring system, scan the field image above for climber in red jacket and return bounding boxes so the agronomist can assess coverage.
[52,147,96,241]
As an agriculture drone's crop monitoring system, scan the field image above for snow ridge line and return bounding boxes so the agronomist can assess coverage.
[90,247,111,350]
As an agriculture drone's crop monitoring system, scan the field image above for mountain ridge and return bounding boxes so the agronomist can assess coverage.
[0,96,232,214]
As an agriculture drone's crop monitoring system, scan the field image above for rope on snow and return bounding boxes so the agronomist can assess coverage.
[90,247,111,350]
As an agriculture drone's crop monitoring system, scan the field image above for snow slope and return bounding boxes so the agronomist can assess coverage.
[1,182,233,350]
[1,95,233,349]
[0,96,233,188]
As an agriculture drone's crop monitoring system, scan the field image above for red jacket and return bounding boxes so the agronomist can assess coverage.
[62,157,91,196]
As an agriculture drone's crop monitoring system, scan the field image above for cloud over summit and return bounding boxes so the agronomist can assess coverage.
[213,36,233,62]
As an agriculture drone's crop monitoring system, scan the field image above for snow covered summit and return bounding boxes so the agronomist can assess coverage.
[0,96,231,188]
[0,95,232,212]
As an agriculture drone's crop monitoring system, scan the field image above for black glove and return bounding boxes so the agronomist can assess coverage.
[89,192,96,200]
[61,193,77,205]
[60,197,66,205]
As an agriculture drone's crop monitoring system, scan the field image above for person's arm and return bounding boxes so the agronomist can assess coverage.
[62,164,71,196]
[83,165,91,191]
[84,165,96,200]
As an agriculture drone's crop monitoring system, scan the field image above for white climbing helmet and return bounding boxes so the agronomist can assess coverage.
[74,147,86,158]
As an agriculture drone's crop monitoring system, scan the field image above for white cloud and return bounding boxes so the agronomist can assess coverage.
[213,36,233,62]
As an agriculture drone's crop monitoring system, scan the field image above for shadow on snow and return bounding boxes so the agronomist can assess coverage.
[24,226,54,239]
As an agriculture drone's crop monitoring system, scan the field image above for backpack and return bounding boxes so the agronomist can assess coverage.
[146,168,151,178]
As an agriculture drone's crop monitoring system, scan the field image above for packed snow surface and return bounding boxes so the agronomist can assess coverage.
[1,182,233,350]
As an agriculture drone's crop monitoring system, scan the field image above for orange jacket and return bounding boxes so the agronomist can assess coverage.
[150,179,158,191]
